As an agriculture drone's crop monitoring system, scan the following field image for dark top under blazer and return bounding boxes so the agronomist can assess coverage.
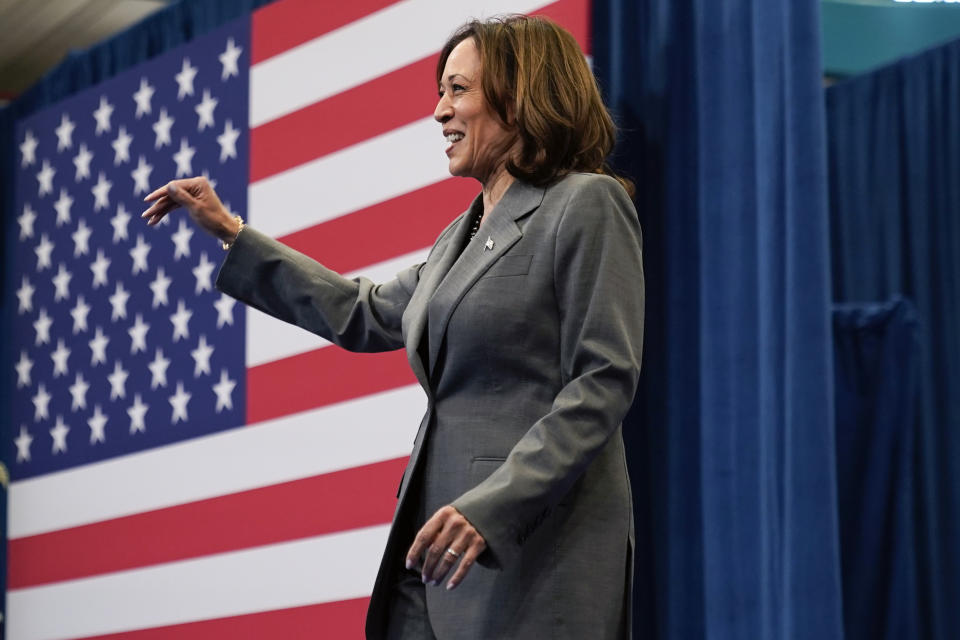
[216,173,645,639]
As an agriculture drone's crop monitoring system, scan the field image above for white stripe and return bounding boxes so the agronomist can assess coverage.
[249,117,451,238]
[246,248,430,366]
[250,0,553,127]
[6,524,389,640]
[9,386,424,538]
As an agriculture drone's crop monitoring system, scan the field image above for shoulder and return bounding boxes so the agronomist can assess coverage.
[545,172,632,204]
[542,173,639,237]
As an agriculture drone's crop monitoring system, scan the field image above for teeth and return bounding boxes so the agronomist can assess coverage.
[446,133,464,143]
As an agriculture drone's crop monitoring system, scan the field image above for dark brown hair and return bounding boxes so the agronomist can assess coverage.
[436,15,633,196]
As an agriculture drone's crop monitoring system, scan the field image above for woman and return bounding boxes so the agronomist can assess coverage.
[143,15,644,639]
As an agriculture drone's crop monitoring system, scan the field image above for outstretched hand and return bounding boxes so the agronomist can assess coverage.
[141,177,239,242]
[406,505,486,591]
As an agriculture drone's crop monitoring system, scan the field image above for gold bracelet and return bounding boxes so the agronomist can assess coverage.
[221,215,245,250]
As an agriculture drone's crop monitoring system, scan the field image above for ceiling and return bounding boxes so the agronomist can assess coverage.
[0,0,171,106]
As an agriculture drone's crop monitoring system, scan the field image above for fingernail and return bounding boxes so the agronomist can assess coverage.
[405,559,413,570]
[446,581,456,591]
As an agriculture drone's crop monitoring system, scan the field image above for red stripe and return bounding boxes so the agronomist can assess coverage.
[535,0,591,54]
[279,178,476,273]
[249,0,591,183]
[8,458,407,589]
[251,0,402,64]
[250,55,438,182]
[75,598,369,640]
[248,347,416,424]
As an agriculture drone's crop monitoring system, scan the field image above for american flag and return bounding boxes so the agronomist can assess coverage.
[6,0,589,637]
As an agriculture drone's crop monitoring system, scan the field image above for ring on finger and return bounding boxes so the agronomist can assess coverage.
[445,548,462,559]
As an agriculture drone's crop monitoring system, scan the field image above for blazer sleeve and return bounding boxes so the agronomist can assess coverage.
[215,226,421,353]
[452,176,645,567]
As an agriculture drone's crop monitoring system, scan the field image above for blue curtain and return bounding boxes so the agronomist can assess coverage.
[593,1,844,639]
[832,299,921,640]
[826,39,960,640]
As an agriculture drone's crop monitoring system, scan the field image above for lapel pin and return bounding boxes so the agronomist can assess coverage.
[484,236,495,251]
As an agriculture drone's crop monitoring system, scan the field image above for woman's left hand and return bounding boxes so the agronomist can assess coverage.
[406,505,486,590]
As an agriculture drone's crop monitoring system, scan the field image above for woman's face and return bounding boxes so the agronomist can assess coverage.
[435,38,515,184]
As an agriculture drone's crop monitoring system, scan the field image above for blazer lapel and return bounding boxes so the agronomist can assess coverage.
[425,180,545,374]
[404,199,479,386]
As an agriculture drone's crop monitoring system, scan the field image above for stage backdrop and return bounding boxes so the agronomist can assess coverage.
[2,0,591,637]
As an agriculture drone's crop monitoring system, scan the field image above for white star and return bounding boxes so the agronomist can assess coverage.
[131,155,153,195]
[219,37,243,80]
[171,219,193,259]
[55,113,75,151]
[90,248,111,288]
[194,89,218,131]
[217,119,241,162]
[51,339,71,377]
[191,334,214,377]
[15,351,33,388]
[71,295,91,334]
[73,143,94,181]
[16,276,35,314]
[52,262,72,301]
[109,281,130,320]
[36,159,55,196]
[33,308,53,345]
[150,267,172,308]
[129,234,151,274]
[88,405,108,443]
[91,171,112,211]
[111,203,132,243]
[35,233,54,270]
[192,251,216,293]
[112,126,133,165]
[20,130,38,167]
[93,96,114,134]
[32,384,51,421]
[169,381,191,424]
[53,188,73,226]
[89,327,109,366]
[18,203,37,240]
[173,138,196,177]
[69,372,90,410]
[148,348,171,389]
[127,394,149,433]
[72,218,92,256]
[170,299,193,342]
[133,77,155,118]
[153,107,175,148]
[15,425,33,462]
[108,360,129,400]
[213,369,236,413]
[175,57,198,100]
[50,415,70,454]
[128,313,150,354]
[214,293,236,328]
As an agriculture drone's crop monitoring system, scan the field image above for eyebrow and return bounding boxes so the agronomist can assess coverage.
[445,73,473,83]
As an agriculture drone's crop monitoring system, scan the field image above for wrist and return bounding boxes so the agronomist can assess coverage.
[221,215,245,250]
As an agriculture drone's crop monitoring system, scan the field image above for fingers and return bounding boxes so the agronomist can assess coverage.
[406,511,443,572]
[445,535,485,591]
[140,177,210,227]
[405,506,486,590]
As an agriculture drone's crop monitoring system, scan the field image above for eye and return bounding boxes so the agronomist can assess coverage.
[452,84,466,92]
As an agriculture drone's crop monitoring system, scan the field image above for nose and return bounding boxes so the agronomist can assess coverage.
[434,92,452,123]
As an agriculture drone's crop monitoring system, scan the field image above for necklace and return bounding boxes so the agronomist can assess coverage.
[467,206,484,240]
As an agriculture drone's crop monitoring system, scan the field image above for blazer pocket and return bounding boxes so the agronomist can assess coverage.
[480,254,533,279]
[469,456,506,487]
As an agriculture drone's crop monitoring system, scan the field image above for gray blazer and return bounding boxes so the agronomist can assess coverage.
[216,173,645,639]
